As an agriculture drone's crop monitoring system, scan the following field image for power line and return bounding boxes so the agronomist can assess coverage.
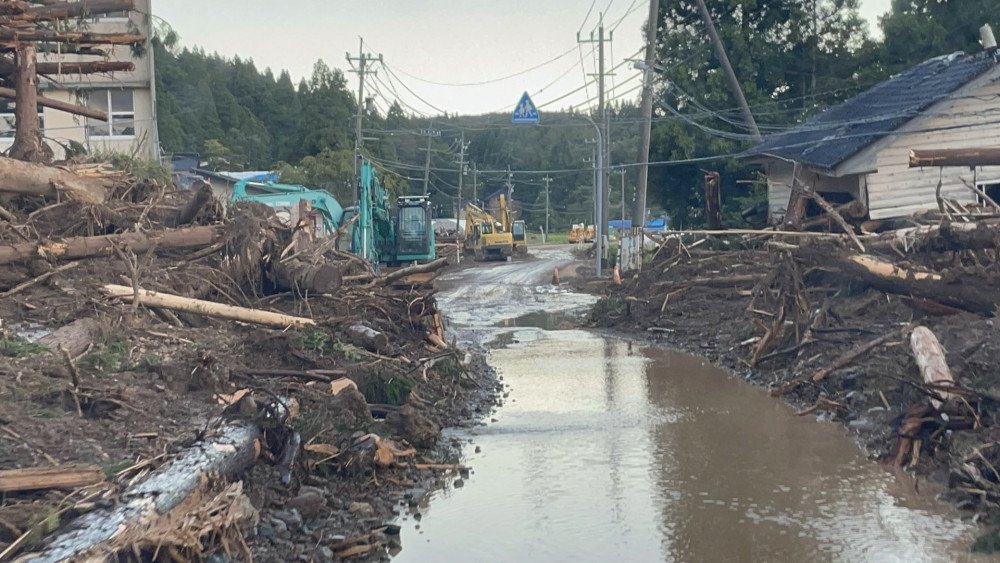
[388,45,579,87]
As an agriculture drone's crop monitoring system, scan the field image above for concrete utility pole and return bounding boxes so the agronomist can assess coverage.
[418,125,441,195]
[578,15,612,262]
[542,175,552,243]
[347,38,382,205]
[472,161,478,205]
[504,165,514,202]
[693,0,760,140]
[633,0,660,228]
[456,131,467,220]
[613,168,627,222]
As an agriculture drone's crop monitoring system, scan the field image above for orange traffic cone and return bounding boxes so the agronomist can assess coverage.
[613,264,622,285]
[551,267,560,285]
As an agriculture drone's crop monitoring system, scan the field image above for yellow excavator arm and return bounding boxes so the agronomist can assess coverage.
[464,202,513,261]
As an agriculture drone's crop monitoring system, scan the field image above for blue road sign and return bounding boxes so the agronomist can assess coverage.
[512,92,539,124]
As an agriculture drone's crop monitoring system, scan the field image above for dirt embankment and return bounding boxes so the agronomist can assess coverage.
[586,232,1000,542]
[0,160,498,562]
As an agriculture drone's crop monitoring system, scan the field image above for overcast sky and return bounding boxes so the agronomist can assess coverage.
[153,0,894,116]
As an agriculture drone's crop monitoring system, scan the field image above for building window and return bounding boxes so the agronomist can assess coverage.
[0,101,44,139]
[978,183,1000,207]
[86,89,134,138]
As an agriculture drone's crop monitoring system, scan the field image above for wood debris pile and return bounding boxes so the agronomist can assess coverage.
[0,155,486,561]
[592,214,1000,518]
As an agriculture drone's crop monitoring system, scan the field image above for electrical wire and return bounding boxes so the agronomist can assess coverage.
[388,45,579,87]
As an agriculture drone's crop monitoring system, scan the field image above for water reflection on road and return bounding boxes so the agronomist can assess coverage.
[395,248,978,562]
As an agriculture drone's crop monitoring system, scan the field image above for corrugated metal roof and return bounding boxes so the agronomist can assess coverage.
[747,51,999,170]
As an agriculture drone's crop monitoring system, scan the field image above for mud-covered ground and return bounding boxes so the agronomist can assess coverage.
[0,182,500,561]
[581,240,1000,547]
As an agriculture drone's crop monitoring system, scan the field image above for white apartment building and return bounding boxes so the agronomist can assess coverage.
[0,0,158,160]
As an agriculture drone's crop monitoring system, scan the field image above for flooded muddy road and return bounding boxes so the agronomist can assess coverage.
[396,247,979,562]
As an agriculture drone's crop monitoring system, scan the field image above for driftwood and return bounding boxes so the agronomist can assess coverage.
[910,326,957,409]
[0,225,224,265]
[774,326,907,395]
[866,221,1000,254]
[0,260,78,298]
[0,465,104,493]
[166,183,214,228]
[272,258,342,294]
[0,61,135,77]
[0,157,114,203]
[795,251,999,315]
[654,274,765,289]
[378,257,449,285]
[909,148,1000,168]
[0,0,136,24]
[16,421,261,563]
[346,324,392,355]
[37,318,103,358]
[103,284,316,328]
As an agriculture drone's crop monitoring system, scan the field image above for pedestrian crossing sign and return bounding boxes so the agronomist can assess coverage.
[512,92,539,124]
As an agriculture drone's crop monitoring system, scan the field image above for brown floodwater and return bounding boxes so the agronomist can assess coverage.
[395,328,982,562]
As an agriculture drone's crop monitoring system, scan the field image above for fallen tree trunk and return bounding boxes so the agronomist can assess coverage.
[345,324,392,355]
[0,60,135,77]
[0,465,104,493]
[0,225,224,265]
[15,421,260,563]
[0,156,112,203]
[103,284,316,328]
[796,251,1000,315]
[865,221,1000,254]
[36,318,104,358]
[910,326,957,409]
[272,258,343,294]
[653,273,765,289]
[166,183,214,228]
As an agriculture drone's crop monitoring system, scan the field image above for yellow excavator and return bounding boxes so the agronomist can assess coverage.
[464,201,513,261]
[496,194,527,255]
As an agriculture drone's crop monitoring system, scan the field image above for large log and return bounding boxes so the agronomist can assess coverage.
[15,421,260,563]
[0,156,112,203]
[166,183,213,228]
[0,29,144,45]
[910,326,957,409]
[103,284,316,328]
[0,225,224,265]
[379,257,449,285]
[0,60,135,77]
[8,42,51,163]
[0,86,109,121]
[36,318,103,358]
[796,251,1000,315]
[866,221,1000,254]
[272,258,343,294]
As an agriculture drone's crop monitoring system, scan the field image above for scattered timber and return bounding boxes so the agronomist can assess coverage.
[0,61,135,77]
[909,148,1000,168]
[0,86,109,121]
[0,225,224,265]
[866,221,1000,254]
[272,258,343,294]
[346,324,392,355]
[36,318,104,358]
[103,284,316,328]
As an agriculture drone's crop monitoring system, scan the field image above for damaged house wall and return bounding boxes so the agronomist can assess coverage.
[752,51,1000,223]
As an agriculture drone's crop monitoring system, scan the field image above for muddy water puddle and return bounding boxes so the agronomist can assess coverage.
[397,253,979,561]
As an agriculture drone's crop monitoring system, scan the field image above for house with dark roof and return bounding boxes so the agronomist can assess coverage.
[747,49,1000,222]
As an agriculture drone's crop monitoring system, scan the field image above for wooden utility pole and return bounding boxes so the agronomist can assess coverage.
[8,42,48,162]
[456,131,467,219]
[472,161,478,205]
[909,148,1000,168]
[347,38,382,205]
[703,171,722,230]
[693,0,760,140]
[578,15,612,243]
[633,0,660,228]
[418,125,441,195]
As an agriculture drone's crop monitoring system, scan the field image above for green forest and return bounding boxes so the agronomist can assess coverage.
[153,0,998,230]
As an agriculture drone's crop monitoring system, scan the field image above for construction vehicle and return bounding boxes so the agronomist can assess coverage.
[231,178,344,237]
[568,223,597,244]
[464,202,513,261]
[349,160,436,266]
[494,193,528,255]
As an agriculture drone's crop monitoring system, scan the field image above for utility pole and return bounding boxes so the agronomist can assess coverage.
[346,38,382,205]
[472,161,478,205]
[542,175,552,243]
[578,15,612,257]
[455,131,467,220]
[693,0,760,140]
[418,125,441,195]
[633,0,660,228]
[613,168,627,222]
[505,165,514,201]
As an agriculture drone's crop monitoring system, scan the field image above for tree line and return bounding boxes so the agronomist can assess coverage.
[153,0,998,229]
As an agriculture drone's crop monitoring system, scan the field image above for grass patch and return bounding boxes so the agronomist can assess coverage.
[79,340,129,373]
[359,376,413,406]
[299,327,332,354]
[973,529,1000,554]
[0,336,47,358]
[102,460,133,480]
[527,232,570,244]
